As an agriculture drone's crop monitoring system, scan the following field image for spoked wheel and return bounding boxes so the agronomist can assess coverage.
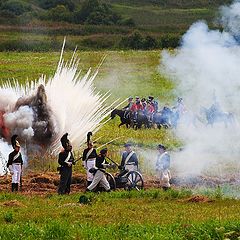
[105,172,116,190]
[125,171,144,191]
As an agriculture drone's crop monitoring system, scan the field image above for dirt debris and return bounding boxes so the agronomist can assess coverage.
[1,200,25,207]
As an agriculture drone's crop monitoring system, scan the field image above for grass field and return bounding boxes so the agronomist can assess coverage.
[1,49,240,239]
[0,189,240,239]
[0,50,180,154]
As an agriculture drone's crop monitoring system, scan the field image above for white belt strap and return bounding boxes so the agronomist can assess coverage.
[125,151,135,164]
[13,152,20,161]
[64,152,71,163]
[86,148,94,161]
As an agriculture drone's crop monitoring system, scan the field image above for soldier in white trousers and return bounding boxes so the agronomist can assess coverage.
[86,148,111,192]
[82,132,97,186]
[7,135,23,192]
[155,144,171,190]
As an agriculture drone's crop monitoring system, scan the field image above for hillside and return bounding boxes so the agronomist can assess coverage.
[0,0,232,50]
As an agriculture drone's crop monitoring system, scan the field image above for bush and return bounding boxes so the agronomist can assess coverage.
[159,34,180,48]
[4,212,13,223]
[120,31,145,49]
[38,0,75,11]
[74,0,121,25]
[1,0,31,16]
[47,5,73,22]
[144,35,157,49]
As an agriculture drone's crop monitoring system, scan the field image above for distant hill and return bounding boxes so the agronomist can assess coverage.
[0,0,232,51]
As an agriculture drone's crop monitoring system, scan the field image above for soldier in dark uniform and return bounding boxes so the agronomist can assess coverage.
[58,133,75,195]
[7,135,23,192]
[120,143,138,171]
[86,148,111,192]
[82,138,97,186]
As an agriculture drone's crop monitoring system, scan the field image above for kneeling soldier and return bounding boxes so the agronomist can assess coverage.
[7,135,23,192]
[86,148,111,192]
[58,133,75,194]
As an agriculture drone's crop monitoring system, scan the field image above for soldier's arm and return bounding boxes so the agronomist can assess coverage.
[7,154,12,168]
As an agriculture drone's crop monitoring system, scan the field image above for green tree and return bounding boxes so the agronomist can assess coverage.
[47,5,72,22]
[1,0,31,16]
[73,0,121,25]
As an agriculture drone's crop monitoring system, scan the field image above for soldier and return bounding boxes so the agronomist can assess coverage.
[82,132,97,186]
[58,133,75,195]
[7,135,23,192]
[119,143,138,172]
[86,148,111,192]
[123,97,134,111]
[155,144,171,190]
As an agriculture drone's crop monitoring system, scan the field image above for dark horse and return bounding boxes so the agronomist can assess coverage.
[111,109,132,128]
[200,106,234,127]
[153,108,179,129]
[134,110,150,129]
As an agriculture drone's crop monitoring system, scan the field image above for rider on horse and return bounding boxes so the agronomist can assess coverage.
[130,96,144,122]
[123,96,133,119]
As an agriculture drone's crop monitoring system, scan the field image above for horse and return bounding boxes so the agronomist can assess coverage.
[200,106,234,127]
[134,110,150,129]
[111,109,132,128]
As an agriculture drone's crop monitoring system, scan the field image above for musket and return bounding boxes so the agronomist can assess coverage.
[106,156,119,167]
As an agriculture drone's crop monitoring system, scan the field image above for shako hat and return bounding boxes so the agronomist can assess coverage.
[60,133,71,149]
[11,135,20,149]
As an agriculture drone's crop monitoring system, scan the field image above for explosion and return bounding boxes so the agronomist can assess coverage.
[0,40,116,173]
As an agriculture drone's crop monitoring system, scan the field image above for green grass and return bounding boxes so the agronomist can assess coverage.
[0,189,240,239]
[0,50,179,153]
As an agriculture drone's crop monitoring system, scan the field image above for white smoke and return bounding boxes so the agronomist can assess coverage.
[219,0,240,38]
[160,1,240,177]
[4,106,34,139]
[0,39,118,173]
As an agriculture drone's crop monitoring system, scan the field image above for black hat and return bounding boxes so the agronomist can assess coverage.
[11,135,20,149]
[100,148,108,154]
[148,96,154,100]
[60,133,71,149]
[124,142,132,147]
[158,144,166,150]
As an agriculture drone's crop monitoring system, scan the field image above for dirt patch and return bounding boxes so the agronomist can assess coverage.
[182,195,214,203]
[1,200,25,207]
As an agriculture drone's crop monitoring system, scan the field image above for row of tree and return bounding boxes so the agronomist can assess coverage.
[0,0,135,26]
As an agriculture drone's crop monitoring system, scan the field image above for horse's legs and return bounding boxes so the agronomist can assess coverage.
[118,122,124,128]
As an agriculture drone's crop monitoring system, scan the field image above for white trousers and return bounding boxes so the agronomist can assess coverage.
[87,170,110,191]
[125,164,138,172]
[157,169,171,188]
[9,164,22,184]
[86,159,96,182]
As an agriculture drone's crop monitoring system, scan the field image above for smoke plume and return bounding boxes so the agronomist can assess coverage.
[0,40,117,174]
[160,0,240,177]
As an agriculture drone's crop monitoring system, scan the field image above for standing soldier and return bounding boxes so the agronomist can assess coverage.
[82,132,97,186]
[86,148,111,192]
[155,144,171,190]
[58,133,75,195]
[119,143,139,172]
[7,135,23,192]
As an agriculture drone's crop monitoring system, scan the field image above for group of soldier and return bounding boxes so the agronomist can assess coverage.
[123,95,186,122]
[6,133,171,194]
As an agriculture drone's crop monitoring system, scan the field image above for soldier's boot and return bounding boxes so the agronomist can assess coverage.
[11,183,15,192]
[87,181,92,187]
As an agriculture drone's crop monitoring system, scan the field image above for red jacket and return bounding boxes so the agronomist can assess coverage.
[131,103,144,112]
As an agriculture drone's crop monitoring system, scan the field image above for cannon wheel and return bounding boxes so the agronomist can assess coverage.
[105,172,116,190]
[124,171,144,191]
